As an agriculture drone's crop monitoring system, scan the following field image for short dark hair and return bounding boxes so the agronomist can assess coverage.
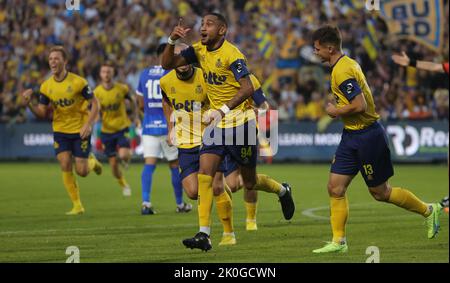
[101,60,115,69]
[312,26,342,49]
[204,12,228,27]
[49,45,68,60]
[157,43,167,56]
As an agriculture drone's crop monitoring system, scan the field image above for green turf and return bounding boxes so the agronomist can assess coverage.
[0,162,447,263]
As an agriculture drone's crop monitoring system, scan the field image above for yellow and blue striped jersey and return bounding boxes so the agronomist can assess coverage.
[331,55,379,130]
[39,72,93,134]
[181,40,256,128]
[94,82,131,134]
[160,67,207,149]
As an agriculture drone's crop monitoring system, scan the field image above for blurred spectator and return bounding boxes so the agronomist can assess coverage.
[0,0,448,124]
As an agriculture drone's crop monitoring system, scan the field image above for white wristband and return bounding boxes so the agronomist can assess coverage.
[168,36,177,45]
[220,105,230,115]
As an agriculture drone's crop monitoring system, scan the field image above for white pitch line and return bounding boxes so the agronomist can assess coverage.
[302,202,378,221]
[301,206,330,221]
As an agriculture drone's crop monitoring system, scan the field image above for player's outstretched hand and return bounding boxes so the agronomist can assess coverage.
[391,51,410,67]
[20,89,33,106]
[169,18,191,41]
[80,123,93,140]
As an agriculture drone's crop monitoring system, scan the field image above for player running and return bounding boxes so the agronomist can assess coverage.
[311,26,443,254]
[161,43,236,246]
[21,46,102,215]
[94,61,137,197]
[136,44,192,215]
[162,13,295,251]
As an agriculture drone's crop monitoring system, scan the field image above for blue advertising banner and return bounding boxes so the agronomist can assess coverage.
[0,121,448,162]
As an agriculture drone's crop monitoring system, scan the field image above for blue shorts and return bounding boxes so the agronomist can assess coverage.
[200,120,258,168]
[100,128,130,157]
[178,146,238,180]
[331,121,394,187]
[53,132,91,158]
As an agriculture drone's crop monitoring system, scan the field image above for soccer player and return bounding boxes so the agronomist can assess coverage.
[94,61,137,197]
[160,43,236,246]
[162,13,295,251]
[391,52,449,74]
[21,46,102,215]
[310,26,443,253]
[136,43,192,215]
[224,75,271,232]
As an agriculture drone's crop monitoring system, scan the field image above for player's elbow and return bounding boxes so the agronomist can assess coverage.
[161,57,174,70]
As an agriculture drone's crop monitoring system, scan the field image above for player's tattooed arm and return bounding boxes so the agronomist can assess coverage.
[221,75,254,114]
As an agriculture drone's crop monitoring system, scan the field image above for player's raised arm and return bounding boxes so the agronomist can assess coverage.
[392,52,446,73]
[161,19,191,69]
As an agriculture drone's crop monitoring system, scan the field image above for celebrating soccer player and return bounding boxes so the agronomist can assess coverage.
[160,43,236,246]
[94,61,137,197]
[162,14,295,251]
[21,46,103,215]
[310,26,443,254]
[136,44,192,215]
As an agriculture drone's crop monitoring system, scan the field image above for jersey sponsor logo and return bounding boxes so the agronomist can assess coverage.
[101,103,120,112]
[203,71,226,85]
[52,98,75,108]
[171,99,204,112]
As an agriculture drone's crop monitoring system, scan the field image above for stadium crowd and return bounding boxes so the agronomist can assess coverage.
[0,0,448,124]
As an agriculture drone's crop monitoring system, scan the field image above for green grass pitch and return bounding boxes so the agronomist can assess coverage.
[0,162,448,263]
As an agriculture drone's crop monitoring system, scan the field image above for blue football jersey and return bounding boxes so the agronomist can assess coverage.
[136,65,169,136]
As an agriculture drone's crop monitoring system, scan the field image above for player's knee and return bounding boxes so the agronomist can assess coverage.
[243,179,256,190]
[186,190,198,200]
[369,189,389,202]
[227,183,239,193]
[327,183,345,198]
[76,168,89,177]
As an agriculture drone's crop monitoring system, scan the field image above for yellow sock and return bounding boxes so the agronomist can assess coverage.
[253,174,282,194]
[245,201,257,221]
[198,174,214,231]
[215,191,234,233]
[330,196,348,244]
[62,171,82,207]
[388,187,429,216]
[88,157,96,172]
[117,176,129,188]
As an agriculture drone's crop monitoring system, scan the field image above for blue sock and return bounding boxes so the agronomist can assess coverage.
[141,165,156,203]
[170,167,183,206]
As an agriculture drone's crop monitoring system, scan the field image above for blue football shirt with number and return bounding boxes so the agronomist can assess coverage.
[136,65,169,136]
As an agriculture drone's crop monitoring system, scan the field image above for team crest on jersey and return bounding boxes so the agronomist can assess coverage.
[200,55,205,62]
[216,59,223,68]
[171,87,176,94]
[116,93,120,100]
[195,85,202,94]
[67,86,73,93]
